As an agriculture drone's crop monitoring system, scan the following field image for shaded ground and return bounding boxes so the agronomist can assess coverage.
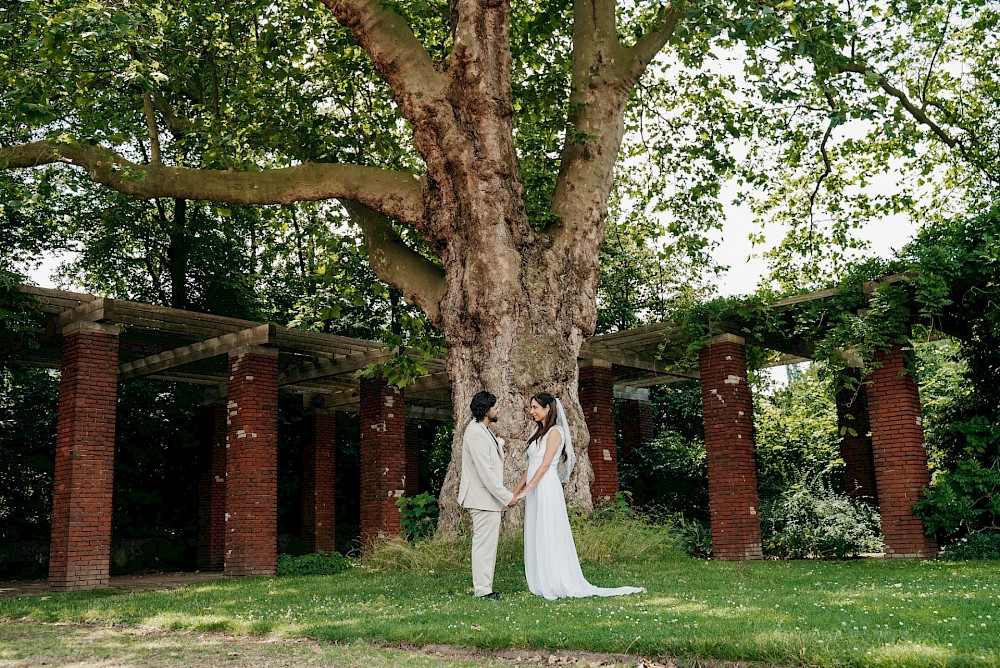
[0,619,762,668]
[0,572,225,599]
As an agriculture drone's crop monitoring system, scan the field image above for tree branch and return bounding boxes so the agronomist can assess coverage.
[319,0,449,123]
[624,5,684,84]
[1,140,427,226]
[142,93,162,165]
[572,0,623,67]
[921,5,952,106]
[836,61,958,147]
[150,92,196,139]
[807,116,835,256]
[341,200,447,327]
[549,0,634,251]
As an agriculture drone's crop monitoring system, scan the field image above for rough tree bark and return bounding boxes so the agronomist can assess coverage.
[0,0,682,532]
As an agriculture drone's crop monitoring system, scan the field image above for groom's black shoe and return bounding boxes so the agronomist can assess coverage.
[478,592,502,601]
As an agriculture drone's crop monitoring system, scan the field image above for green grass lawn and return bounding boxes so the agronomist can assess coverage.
[1,534,997,668]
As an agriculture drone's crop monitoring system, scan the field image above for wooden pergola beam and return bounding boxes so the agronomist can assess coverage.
[613,373,696,388]
[580,347,697,381]
[119,324,276,380]
[57,298,107,328]
[279,350,389,387]
[406,406,454,421]
[408,371,451,393]
[148,371,230,386]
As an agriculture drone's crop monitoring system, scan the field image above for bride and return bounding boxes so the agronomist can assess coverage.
[513,392,645,601]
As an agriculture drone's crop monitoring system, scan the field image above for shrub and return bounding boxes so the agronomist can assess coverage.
[619,431,709,521]
[763,476,883,559]
[941,531,1000,560]
[363,534,467,572]
[364,500,683,573]
[396,492,439,543]
[677,517,713,559]
[914,438,1000,539]
[571,493,681,563]
[276,552,352,576]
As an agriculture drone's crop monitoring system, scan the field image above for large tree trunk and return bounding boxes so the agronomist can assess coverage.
[435,263,599,533]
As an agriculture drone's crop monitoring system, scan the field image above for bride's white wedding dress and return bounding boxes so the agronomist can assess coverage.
[523,426,645,601]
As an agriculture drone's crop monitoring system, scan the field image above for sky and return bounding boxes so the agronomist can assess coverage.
[709,205,921,297]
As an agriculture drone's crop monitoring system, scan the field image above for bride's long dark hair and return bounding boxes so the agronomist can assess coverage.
[528,392,559,446]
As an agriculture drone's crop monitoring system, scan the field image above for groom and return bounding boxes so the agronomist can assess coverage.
[458,390,519,600]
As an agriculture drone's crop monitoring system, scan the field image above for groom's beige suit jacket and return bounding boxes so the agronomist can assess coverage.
[458,420,514,511]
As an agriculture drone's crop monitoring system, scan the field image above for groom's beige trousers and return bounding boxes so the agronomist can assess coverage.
[468,508,502,596]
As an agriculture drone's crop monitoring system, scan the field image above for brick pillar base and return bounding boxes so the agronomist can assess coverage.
[360,377,406,547]
[698,334,763,561]
[580,360,618,503]
[619,393,654,465]
[224,346,279,576]
[836,375,878,503]
[866,345,937,558]
[301,409,336,554]
[197,404,227,571]
[49,322,120,591]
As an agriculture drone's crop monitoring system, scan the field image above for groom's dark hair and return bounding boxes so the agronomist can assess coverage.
[470,391,497,422]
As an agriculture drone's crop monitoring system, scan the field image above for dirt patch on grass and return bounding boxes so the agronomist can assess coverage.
[0,618,769,668]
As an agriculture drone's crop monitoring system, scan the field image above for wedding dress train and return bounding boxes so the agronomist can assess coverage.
[523,426,645,601]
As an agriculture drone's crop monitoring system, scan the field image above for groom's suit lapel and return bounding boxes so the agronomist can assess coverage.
[481,423,503,460]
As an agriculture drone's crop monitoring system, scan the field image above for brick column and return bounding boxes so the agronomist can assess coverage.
[359,377,406,547]
[405,419,421,497]
[618,388,654,465]
[866,345,937,558]
[698,334,763,561]
[224,346,279,576]
[301,409,336,554]
[836,374,878,503]
[579,359,618,503]
[197,404,227,571]
[49,321,120,591]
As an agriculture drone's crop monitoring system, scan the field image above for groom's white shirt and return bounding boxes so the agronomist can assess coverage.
[458,420,514,511]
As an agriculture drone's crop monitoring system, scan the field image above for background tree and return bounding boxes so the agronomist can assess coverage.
[908,208,1000,540]
[725,0,1000,288]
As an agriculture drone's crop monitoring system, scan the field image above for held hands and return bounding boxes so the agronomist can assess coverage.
[513,482,534,503]
[508,483,532,506]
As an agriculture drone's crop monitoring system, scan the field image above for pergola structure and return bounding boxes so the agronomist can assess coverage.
[11,280,936,591]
